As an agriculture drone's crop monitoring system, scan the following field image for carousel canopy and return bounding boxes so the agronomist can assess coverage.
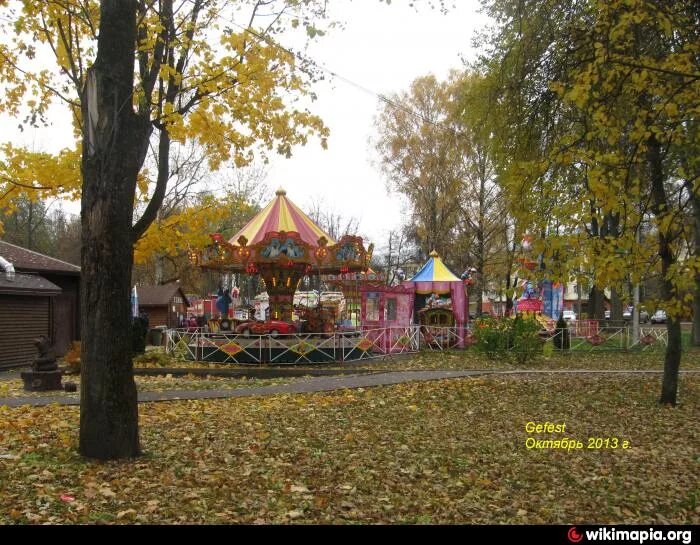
[410,250,461,283]
[198,188,373,322]
[230,188,335,247]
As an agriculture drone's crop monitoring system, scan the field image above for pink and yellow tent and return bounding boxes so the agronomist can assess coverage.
[230,188,335,247]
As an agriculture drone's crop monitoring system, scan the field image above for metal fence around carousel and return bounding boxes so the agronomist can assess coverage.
[164,323,670,365]
[164,325,474,365]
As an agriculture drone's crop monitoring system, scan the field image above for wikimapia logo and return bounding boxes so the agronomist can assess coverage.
[567,526,693,544]
[568,527,584,543]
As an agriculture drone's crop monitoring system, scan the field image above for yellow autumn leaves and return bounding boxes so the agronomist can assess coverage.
[0,1,330,242]
[1,374,698,523]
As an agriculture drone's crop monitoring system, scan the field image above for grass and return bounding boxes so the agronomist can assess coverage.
[0,373,697,524]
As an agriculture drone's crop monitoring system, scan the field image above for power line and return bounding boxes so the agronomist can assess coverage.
[225,20,467,140]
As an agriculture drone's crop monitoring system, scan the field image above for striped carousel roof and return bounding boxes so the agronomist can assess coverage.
[229,188,335,247]
[410,250,461,282]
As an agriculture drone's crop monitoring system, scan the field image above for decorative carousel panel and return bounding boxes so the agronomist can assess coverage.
[252,231,313,263]
[324,235,372,271]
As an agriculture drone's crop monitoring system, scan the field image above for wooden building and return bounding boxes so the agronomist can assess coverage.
[137,283,190,328]
[0,240,81,369]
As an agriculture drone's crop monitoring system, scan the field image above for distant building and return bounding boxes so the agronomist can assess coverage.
[136,283,190,328]
[0,240,80,369]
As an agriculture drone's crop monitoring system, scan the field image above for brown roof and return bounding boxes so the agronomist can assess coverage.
[137,283,189,306]
[0,240,80,275]
[0,272,62,296]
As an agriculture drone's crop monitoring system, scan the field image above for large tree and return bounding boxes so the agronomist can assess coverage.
[374,75,465,262]
[0,0,331,459]
[374,72,509,308]
[482,0,699,405]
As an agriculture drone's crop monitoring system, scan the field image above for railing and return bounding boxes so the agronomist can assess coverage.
[165,326,433,365]
[546,325,668,352]
[165,323,671,364]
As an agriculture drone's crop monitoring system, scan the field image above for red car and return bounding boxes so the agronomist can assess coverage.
[235,319,297,337]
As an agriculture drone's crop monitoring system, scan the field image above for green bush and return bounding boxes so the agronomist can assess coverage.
[133,350,174,367]
[473,316,513,359]
[473,316,543,365]
[511,315,544,365]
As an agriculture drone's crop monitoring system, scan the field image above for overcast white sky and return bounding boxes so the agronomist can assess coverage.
[5,1,489,250]
[268,1,489,247]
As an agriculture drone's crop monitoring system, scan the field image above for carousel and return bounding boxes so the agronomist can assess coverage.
[195,188,373,335]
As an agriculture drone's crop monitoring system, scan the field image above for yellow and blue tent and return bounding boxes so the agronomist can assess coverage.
[409,250,462,294]
[405,249,468,334]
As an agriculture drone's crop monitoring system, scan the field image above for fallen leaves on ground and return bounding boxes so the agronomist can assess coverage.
[335,348,700,371]
[0,374,697,524]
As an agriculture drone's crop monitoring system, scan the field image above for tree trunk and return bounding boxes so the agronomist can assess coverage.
[155,254,165,285]
[610,288,623,321]
[693,272,700,346]
[79,0,151,459]
[27,200,34,250]
[588,203,604,320]
[505,270,515,316]
[475,174,486,315]
[648,135,681,406]
[689,182,700,346]
[474,259,484,316]
[589,286,605,320]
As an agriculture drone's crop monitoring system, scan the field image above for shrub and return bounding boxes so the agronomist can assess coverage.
[473,317,514,360]
[133,351,174,367]
[511,316,544,365]
[543,339,554,358]
[132,316,148,354]
[473,316,543,365]
[396,334,411,348]
[63,341,81,373]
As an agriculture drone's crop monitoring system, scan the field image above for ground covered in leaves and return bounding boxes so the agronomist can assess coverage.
[0,375,299,399]
[133,347,700,372]
[358,348,700,371]
[0,374,697,524]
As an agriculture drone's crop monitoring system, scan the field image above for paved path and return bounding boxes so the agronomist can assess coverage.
[1,368,699,408]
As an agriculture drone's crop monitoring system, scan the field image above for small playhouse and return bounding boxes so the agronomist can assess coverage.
[360,250,468,349]
[405,250,468,347]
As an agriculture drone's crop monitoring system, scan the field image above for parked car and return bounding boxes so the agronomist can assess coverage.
[234,319,297,337]
[651,310,667,324]
[562,310,576,321]
[622,307,649,323]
